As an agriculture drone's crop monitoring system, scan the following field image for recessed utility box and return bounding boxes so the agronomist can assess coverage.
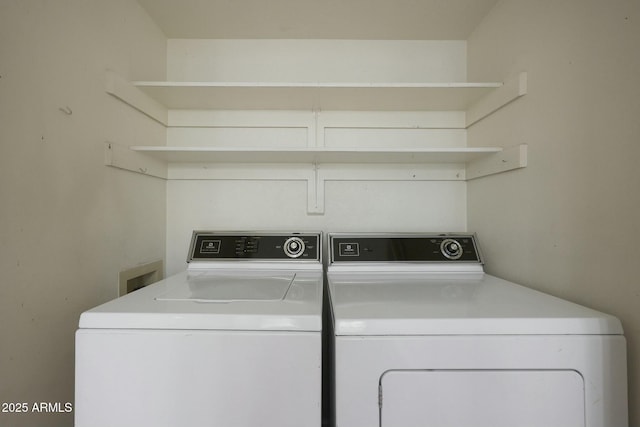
[119,260,163,296]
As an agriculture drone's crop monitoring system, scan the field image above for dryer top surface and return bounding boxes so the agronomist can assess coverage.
[328,271,623,336]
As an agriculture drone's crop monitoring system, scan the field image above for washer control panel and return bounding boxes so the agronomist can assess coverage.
[189,232,320,262]
[330,234,481,263]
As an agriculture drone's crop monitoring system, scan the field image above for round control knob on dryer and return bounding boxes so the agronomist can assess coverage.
[284,237,305,258]
[440,238,463,260]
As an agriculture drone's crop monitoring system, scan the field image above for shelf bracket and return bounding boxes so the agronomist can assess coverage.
[466,72,527,127]
[105,70,168,126]
[104,142,168,179]
[466,144,527,180]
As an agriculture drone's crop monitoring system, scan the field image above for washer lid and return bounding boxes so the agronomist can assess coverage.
[79,269,323,332]
[156,272,296,302]
[328,272,623,336]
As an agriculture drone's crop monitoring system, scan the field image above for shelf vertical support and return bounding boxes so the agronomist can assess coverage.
[307,163,325,215]
[312,109,325,149]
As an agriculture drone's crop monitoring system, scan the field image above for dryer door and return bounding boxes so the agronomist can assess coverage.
[379,370,585,427]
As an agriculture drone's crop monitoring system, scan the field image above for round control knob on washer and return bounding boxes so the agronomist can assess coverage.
[440,238,463,260]
[284,237,305,258]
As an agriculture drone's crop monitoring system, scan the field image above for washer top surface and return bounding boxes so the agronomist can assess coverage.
[328,234,623,336]
[79,232,323,331]
[81,268,322,331]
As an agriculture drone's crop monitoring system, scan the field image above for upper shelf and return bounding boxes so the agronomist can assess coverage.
[132,81,503,111]
[106,71,527,127]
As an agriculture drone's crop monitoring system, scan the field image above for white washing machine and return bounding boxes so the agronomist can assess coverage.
[75,231,323,427]
[327,233,628,427]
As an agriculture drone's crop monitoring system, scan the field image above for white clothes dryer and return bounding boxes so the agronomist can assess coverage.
[75,231,323,427]
[327,233,627,427]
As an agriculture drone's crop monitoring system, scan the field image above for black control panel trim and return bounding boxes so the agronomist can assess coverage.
[329,233,482,264]
[188,231,321,262]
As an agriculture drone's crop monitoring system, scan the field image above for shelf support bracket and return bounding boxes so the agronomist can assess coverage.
[466,72,527,127]
[466,144,527,180]
[104,142,168,179]
[105,70,168,126]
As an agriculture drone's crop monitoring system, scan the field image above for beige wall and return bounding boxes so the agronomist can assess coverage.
[0,1,166,426]
[467,0,640,423]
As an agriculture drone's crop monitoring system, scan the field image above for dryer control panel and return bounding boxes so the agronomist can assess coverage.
[188,232,321,262]
[330,234,481,263]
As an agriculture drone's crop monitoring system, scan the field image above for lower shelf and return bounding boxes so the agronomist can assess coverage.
[104,143,527,213]
[129,145,504,164]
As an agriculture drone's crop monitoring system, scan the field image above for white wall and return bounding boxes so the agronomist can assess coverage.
[467,0,640,423]
[166,179,467,273]
[0,1,166,426]
[164,40,470,274]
